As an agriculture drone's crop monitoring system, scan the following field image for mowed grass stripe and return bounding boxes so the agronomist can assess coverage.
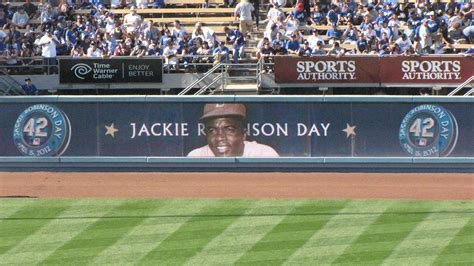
[432,217,474,265]
[333,201,434,265]
[138,199,254,264]
[91,198,221,265]
[0,199,125,265]
[184,199,307,265]
[382,201,474,266]
[0,199,72,255]
[41,199,167,265]
[235,199,349,265]
[284,200,391,265]
[0,199,39,218]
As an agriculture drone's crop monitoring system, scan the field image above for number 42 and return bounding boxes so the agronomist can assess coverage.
[409,118,434,137]
[23,117,48,137]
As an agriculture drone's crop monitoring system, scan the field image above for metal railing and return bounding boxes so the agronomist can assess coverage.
[195,73,224,95]
[256,57,264,89]
[448,76,474,96]
[178,63,225,95]
[0,69,25,95]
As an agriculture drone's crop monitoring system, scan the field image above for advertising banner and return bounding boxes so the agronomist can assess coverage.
[273,56,380,84]
[273,56,474,86]
[379,56,474,85]
[59,58,163,84]
[1,100,472,157]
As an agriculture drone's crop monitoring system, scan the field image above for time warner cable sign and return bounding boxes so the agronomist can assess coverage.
[59,58,163,83]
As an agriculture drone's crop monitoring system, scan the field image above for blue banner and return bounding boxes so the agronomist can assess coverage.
[1,99,472,157]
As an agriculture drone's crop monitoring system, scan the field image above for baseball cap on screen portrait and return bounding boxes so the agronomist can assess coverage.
[200,104,246,121]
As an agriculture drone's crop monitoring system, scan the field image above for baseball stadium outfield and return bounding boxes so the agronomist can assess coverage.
[0,172,473,265]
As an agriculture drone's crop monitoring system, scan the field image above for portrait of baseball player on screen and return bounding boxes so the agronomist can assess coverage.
[187,103,279,157]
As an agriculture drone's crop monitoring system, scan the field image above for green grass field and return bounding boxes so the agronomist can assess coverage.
[0,198,472,265]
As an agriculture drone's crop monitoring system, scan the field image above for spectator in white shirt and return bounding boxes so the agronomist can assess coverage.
[111,0,121,8]
[12,6,29,29]
[307,29,324,49]
[265,3,284,26]
[192,22,217,48]
[395,33,412,53]
[163,41,179,71]
[419,19,432,53]
[270,0,286,8]
[387,14,401,40]
[86,42,102,57]
[37,29,60,74]
[124,6,142,34]
[135,0,148,9]
[172,20,187,40]
[234,0,255,35]
[104,12,116,33]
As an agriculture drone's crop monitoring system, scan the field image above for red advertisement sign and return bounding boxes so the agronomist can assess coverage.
[379,56,474,84]
[274,56,380,84]
[274,55,474,86]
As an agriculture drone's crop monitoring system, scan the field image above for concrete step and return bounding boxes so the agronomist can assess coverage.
[227,79,256,85]
[224,84,258,95]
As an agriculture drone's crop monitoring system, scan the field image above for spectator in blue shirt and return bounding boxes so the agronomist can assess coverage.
[21,78,38,95]
[403,21,416,41]
[374,10,387,27]
[65,24,77,49]
[310,5,325,26]
[224,26,245,63]
[381,3,393,20]
[407,11,421,27]
[292,2,306,24]
[160,30,175,47]
[356,34,367,53]
[360,15,373,31]
[343,23,358,42]
[79,0,94,9]
[147,41,162,56]
[427,12,440,33]
[298,41,312,56]
[153,0,165,8]
[326,24,342,40]
[327,5,339,26]
[378,31,390,51]
[285,33,300,54]
[213,41,230,63]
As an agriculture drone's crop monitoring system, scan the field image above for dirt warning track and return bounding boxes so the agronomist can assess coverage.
[0,172,472,200]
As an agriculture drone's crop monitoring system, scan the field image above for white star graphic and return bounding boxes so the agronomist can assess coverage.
[342,123,356,138]
[105,123,119,138]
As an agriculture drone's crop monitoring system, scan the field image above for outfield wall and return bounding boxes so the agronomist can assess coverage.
[0,96,473,171]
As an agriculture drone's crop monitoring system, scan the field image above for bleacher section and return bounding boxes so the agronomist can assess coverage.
[1,0,473,94]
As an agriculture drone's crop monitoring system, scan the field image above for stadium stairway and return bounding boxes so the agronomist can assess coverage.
[224,63,259,95]
[0,70,25,96]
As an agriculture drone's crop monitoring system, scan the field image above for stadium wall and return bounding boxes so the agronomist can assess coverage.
[0,96,472,172]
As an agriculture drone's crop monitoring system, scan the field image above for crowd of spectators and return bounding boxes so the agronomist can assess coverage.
[258,0,473,61]
[0,0,250,73]
[0,0,473,74]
